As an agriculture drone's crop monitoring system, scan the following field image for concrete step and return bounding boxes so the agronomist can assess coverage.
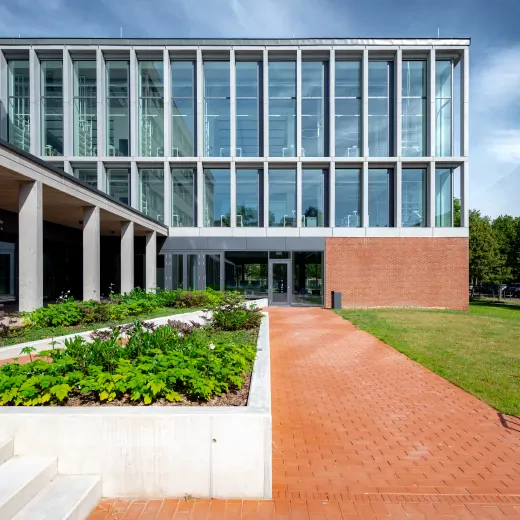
[0,439,13,466]
[13,475,101,520]
[0,456,57,519]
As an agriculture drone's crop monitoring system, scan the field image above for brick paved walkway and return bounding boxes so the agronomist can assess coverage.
[89,307,520,519]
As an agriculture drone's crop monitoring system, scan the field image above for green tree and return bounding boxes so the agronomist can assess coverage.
[453,197,461,227]
[492,215,520,282]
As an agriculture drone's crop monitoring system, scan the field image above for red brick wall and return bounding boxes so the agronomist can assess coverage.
[325,237,469,310]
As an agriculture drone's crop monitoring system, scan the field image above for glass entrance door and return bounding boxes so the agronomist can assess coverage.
[0,243,15,301]
[269,261,290,305]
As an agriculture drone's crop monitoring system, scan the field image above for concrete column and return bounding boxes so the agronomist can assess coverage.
[361,161,369,227]
[29,49,40,156]
[329,161,335,227]
[19,181,43,311]
[428,48,436,157]
[329,49,335,158]
[460,48,469,157]
[461,162,469,227]
[129,49,138,157]
[145,231,157,291]
[428,161,436,227]
[262,49,269,158]
[163,160,171,227]
[0,51,7,140]
[197,161,204,226]
[230,49,236,158]
[394,162,402,227]
[362,49,369,157]
[196,49,203,157]
[263,161,269,227]
[63,48,73,157]
[163,49,171,158]
[96,48,106,157]
[395,49,402,157]
[120,221,134,294]
[296,49,302,157]
[296,162,302,227]
[230,161,237,227]
[83,206,100,300]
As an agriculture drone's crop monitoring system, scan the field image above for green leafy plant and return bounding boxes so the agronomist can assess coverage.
[210,293,263,331]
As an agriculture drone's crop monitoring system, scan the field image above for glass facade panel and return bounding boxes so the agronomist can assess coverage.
[203,168,230,227]
[435,168,453,227]
[204,61,230,157]
[292,252,324,306]
[302,61,325,157]
[402,61,426,157]
[171,168,195,227]
[302,169,325,227]
[171,61,195,157]
[236,169,260,227]
[139,61,164,157]
[187,254,198,290]
[368,169,391,227]
[436,60,452,157]
[236,61,260,157]
[138,168,164,223]
[368,61,392,157]
[41,61,63,156]
[106,168,130,205]
[73,61,97,157]
[7,60,30,152]
[106,61,130,157]
[335,61,361,157]
[269,61,296,157]
[402,169,427,227]
[335,169,361,227]
[269,169,296,227]
[225,251,268,298]
[205,254,221,291]
[73,167,97,188]
[172,254,183,289]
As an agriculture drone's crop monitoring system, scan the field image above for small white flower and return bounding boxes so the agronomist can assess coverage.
[209,343,216,350]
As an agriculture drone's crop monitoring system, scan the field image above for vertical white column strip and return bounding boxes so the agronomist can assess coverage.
[63,48,73,157]
[329,161,336,227]
[395,162,402,227]
[83,206,101,301]
[461,47,469,157]
[362,161,369,227]
[129,48,137,157]
[97,159,104,192]
[296,49,302,157]
[0,51,8,140]
[263,49,269,158]
[163,160,171,227]
[29,49,40,156]
[120,221,135,294]
[230,49,236,158]
[197,161,204,226]
[96,48,106,158]
[263,161,269,227]
[428,48,436,157]
[196,49,203,157]
[362,49,369,157]
[395,49,402,157]
[428,161,436,227]
[64,160,72,175]
[461,162,469,227]
[296,161,302,227]
[329,49,335,159]
[145,231,157,291]
[230,161,237,227]
[163,49,171,158]
[130,161,138,209]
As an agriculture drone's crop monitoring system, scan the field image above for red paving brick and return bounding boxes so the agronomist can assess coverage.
[86,307,520,519]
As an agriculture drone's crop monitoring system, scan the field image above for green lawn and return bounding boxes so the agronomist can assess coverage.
[335,301,520,415]
[0,307,201,348]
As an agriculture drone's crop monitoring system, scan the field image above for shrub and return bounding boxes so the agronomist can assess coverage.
[210,293,263,331]
[25,301,83,327]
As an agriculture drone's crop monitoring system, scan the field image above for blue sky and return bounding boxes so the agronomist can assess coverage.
[0,0,519,217]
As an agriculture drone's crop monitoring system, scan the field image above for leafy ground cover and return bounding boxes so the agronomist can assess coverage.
[336,301,520,415]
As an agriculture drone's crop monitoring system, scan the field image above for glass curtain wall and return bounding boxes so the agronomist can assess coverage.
[402,61,427,157]
[335,169,360,227]
[171,168,196,227]
[269,169,296,227]
[204,61,230,157]
[139,61,164,157]
[73,61,97,157]
[435,168,453,227]
[171,61,195,157]
[7,60,30,152]
[301,61,325,157]
[236,169,260,227]
[236,61,260,157]
[436,61,452,157]
[138,168,164,222]
[335,60,361,157]
[368,169,392,227]
[402,169,427,227]
[292,252,324,305]
[106,61,130,157]
[41,61,63,156]
[368,61,392,157]
[203,168,230,227]
[269,61,296,157]
[302,169,325,227]
[73,167,97,188]
[206,254,221,291]
[225,251,268,297]
[106,168,130,205]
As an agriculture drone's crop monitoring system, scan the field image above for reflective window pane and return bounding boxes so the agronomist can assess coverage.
[205,254,221,291]
[435,168,453,227]
[171,61,195,157]
[402,61,426,157]
[236,169,260,227]
[106,61,130,157]
[269,169,296,227]
[368,61,392,157]
[269,61,296,157]
[225,251,268,298]
[73,61,97,157]
[302,61,325,157]
[402,169,427,227]
[106,168,130,205]
[436,61,452,157]
[203,168,230,227]
[171,168,195,227]
[335,169,360,227]
[204,62,230,157]
[368,169,391,227]
[292,251,324,306]
[73,167,97,188]
[139,168,164,223]
[302,169,324,227]
[236,62,260,157]
[172,254,183,289]
[139,61,164,157]
[335,61,361,157]
[41,61,63,156]
[187,254,198,290]
[7,60,30,152]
